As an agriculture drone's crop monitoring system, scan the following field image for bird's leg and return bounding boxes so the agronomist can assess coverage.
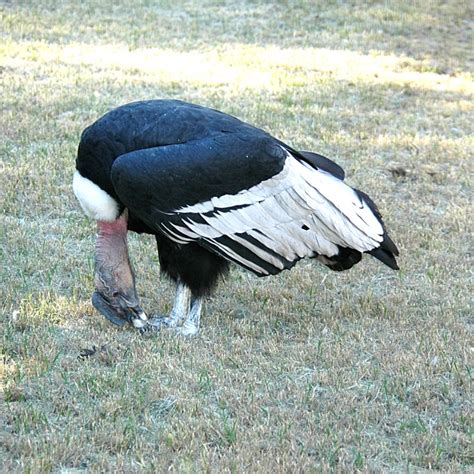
[176,297,203,336]
[167,280,192,327]
[146,280,191,329]
[146,282,203,335]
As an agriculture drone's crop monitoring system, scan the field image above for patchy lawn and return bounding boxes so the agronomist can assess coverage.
[1,1,472,471]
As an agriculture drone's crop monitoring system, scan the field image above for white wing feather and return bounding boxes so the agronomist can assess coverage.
[162,150,384,274]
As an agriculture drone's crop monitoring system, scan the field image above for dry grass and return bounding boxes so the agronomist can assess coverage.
[1,0,473,471]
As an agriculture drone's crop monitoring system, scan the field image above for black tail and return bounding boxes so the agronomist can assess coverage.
[320,246,362,271]
[354,189,400,270]
[369,239,399,270]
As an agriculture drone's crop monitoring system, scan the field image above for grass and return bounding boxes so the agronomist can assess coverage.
[1,0,472,471]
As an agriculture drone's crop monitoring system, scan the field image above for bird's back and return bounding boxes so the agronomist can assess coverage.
[76,100,271,199]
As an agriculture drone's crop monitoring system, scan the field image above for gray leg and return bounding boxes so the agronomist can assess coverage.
[146,280,191,330]
[168,281,192,327]
[146,283,203,336]
[176,297,203,336]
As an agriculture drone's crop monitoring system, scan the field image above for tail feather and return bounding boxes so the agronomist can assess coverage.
[317,246,362,271]
[354,188,400,270]
[381,232,399,257]
[369,246,399,270]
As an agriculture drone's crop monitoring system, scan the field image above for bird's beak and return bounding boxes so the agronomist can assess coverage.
[92,291,148,328]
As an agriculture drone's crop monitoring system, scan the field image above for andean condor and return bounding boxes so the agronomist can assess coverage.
[73,100,399,335]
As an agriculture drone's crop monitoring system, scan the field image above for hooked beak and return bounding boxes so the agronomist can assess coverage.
[92,291,148,328]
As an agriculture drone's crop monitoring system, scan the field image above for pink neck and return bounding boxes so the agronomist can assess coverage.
[96,210,129,264]
[97,210,128,236]
[94,208,137,307]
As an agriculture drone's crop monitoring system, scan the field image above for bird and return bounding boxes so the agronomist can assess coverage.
[72,99,399,335]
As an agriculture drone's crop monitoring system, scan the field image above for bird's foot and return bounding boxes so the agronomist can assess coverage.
[175,297,202,336]
[140,283,202,336]
[140,314,177,332]
[141,315,198,337]
[175,321,199,337]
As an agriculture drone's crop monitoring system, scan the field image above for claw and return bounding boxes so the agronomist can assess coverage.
[139,314,170,333]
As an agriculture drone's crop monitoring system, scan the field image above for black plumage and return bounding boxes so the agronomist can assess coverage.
[74,99,399,328]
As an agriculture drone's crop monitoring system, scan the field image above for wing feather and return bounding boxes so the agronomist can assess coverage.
[163,150,384,275]
[113,140,389,276]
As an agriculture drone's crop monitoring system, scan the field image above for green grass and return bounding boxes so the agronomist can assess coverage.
[1,0,473,471]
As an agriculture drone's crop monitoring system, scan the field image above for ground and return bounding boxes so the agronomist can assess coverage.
[0,1,472,471]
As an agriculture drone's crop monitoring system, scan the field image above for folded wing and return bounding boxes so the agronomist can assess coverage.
[111,138,395,276]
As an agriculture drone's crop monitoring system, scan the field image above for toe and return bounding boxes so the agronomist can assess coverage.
[143,315,178,331]
[175,323,199,337]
